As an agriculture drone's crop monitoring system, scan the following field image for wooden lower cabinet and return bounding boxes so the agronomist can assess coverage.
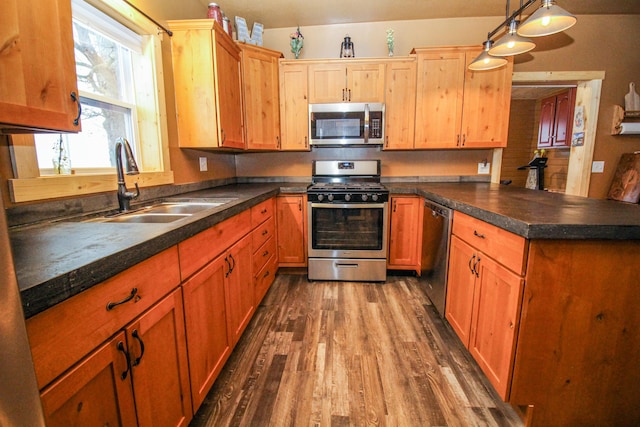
[182,254,232,411]
[40,289,192,427]
[446,213,525,400]
[225,233,255,344]
[387,196,423,272]
[40,332,137,427]
[276,195,307,266]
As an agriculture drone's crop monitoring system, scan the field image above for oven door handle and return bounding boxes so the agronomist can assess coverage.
[310,202,386,209]
[335,262,359,268]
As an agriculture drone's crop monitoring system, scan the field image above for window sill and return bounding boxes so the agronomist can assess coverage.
[8,171,174,203]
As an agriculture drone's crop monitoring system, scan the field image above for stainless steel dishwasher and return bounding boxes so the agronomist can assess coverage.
[419,199,453,317]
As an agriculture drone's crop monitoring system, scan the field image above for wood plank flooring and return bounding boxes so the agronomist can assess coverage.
[190,272,523,427]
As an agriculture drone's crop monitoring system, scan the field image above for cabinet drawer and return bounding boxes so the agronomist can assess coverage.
[453,212,527,274]
[26,247,181,390]
[255,253,278,304]
[253,235,277,274]
[252,216,275,250]
[251,198,275,227]
[179,210,251,280]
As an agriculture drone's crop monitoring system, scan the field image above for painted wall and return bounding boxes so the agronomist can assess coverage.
[247,14,640,198]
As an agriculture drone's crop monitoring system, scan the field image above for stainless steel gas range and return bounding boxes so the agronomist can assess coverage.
[307,160,389,282]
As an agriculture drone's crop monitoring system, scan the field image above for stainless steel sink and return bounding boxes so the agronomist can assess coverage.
[99,213,192,224]
[144,202,225,215]
[85,199,237,224]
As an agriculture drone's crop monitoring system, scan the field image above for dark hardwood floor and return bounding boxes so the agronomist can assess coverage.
[190,272,523,426]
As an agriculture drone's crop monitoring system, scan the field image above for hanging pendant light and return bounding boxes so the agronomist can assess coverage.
[468,40,509,71]
[489,20,536,56]
[517,0,577,37]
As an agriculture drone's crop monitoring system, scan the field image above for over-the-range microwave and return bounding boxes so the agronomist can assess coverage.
[309,102,385,146]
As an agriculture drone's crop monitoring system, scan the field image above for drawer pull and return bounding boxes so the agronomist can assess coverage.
[263,270,270,278]
[107,288,138,311]
[262,230,269,236]
[261,208,268,214]
[116,341,131,380]
[473,230,486,239]
[263,250,269,257]
[131,330,145,367]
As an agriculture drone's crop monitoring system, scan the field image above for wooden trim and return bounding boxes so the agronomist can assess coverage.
[512,71,605,82]
[565,79,602,197]
[8,171,174,203]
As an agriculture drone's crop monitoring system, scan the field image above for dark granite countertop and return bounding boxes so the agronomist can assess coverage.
[384,182,640,240]
[13,181,640,318]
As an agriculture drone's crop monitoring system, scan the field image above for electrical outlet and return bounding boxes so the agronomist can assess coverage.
[478,162,491,175]
[591,161,604,173]
[199,157,208,172]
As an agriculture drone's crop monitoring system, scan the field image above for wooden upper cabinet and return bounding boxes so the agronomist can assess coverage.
[279,61,310,151]
[413,47,513,149]
[238,43,283,150]
[0,0,81,132]
[537,87,576,148]
[308,61,385,103]
[414,50,465,149]
[169,20,244,149]
[383,58,417,150]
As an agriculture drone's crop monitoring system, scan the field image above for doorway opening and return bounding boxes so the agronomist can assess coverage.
[493,71,604,197]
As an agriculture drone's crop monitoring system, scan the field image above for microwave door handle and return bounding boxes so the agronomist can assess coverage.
[364,104,370,143]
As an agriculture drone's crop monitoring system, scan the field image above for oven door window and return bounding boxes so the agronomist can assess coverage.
[311,205,384,250]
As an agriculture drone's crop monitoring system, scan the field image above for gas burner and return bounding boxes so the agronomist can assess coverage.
[308,160,388,204]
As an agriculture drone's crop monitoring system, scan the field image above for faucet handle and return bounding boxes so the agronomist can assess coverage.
[130,182,140,200]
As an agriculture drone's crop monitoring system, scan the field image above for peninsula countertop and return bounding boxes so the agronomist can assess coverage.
[12,181,640,318]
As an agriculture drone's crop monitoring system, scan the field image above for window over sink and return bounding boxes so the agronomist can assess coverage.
[8,0,172,203]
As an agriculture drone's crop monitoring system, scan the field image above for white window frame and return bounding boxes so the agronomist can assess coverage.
[8,0,172,203]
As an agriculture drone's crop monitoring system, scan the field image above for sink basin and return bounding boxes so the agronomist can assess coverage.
[145,202,225,215]
[100,213,192,224]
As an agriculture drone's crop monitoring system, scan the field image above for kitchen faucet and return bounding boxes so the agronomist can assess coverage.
[115,137,140,212]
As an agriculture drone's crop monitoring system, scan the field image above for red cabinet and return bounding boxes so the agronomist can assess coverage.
[538,88,576,148]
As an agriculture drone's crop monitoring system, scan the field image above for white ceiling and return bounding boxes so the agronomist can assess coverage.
[201,0,640,29]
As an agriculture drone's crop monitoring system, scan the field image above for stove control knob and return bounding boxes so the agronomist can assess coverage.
[317,194,324,202]
[327,194,334,202]
[344,194,352,202]
[371,194,379,201]
[361,194,368,201]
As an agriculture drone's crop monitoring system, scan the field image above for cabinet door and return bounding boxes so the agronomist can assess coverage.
[276,195,307,266]
[388,196,423,271]
[40,332,137,427]
[469,255,523,400]
[241,45,281,150]
[279,62,310,151]
[414,51,465,149]
[0,0,81,132]
[384,59,417,150]
[126,289,192,427]
[308,64,346,103]
[445,236,477,347]
[552,88,575,147]
[346,63,385,103]
[215,32,244,149]
[461,51,513,148]
[226,233,255,344]
[182,254,232,410]
[537,95,556,148]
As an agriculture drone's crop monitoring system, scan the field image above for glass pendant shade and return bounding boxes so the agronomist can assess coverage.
[517,0,577,37]
[489,20,536,56]
[468,41,508,71]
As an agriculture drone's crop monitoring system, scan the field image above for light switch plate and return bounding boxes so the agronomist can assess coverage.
[199,157,208,172]
[478,162,491,175]
[591,161,605,173]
